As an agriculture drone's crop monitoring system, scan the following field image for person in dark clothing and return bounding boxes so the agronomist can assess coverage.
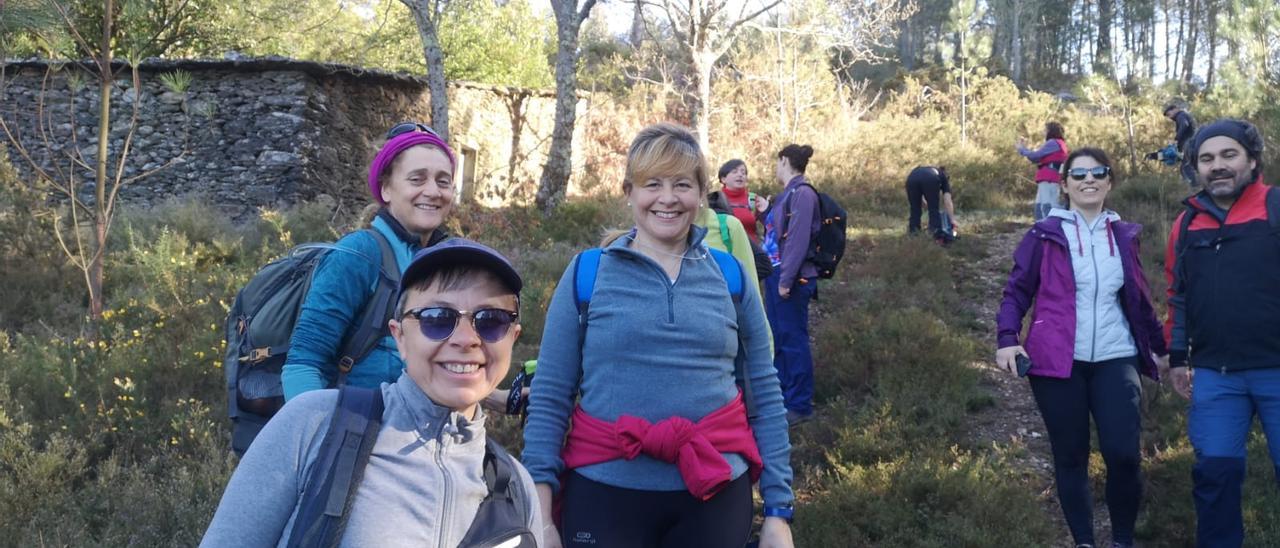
[1166,101,1197,156]
[905,166,952,237]
[1146,102,1198,181]
[1164,119,1280,548]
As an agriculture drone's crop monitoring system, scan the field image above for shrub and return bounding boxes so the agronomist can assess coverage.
[794,449,1056,547]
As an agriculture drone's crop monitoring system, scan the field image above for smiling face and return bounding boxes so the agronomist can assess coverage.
[380,145,455,236]
[1195,135,1257,206]
[627,172,701,247]
[1061,155,1112,212]
[722,164,748,190]
[389,272,520,419]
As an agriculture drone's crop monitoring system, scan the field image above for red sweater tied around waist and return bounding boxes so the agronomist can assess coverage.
[561,392,763,501]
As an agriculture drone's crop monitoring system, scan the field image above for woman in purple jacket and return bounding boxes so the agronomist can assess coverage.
[996,148,1169,548]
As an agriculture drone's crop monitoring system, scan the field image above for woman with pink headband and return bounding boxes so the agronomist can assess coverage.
[279,123,457,400]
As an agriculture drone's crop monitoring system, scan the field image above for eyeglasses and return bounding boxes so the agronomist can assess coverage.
[401,307,518,343]
[386,121,442,140]
[1067,166,1111,181]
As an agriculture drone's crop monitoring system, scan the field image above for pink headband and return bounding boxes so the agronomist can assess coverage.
[367,132,457,205]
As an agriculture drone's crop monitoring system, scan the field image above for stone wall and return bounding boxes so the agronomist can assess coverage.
[0,57,589,217]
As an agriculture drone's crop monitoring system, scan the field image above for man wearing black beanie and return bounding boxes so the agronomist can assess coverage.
[1164,119,1280,548]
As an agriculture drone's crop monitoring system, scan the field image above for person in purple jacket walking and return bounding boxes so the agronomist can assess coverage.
[995,148,1169,548]
[762,144,821,426]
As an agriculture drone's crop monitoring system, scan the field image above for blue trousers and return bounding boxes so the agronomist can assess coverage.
[1028,356,1143,546]
[764,271,815,416]
[1188,367,1280,548]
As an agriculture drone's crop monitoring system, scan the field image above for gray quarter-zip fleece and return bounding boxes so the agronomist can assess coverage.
[201,373,543,547]
[1048,208,1138,362]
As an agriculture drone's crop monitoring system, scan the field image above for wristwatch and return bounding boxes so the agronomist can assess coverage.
[763,505,794,523]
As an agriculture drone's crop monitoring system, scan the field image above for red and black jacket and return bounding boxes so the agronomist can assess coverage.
[1164,178,1280,371]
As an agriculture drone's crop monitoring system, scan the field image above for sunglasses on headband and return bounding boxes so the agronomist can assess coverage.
[386,121,442,140]
[401,306,518,343]
[1067,166,1111,181]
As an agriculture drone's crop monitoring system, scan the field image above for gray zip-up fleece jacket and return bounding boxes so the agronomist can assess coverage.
[201,374,543,547]
[521,226,794,508]
[1048,208,1138,362]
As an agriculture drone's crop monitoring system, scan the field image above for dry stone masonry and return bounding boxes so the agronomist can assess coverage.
[0,57,588,218]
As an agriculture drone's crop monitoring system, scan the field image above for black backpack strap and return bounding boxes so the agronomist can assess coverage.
[288,385,385,548]
[456,437,536,548]
[1266,186,1280,230]
[1174,206,1197,257]
[335,229,401,384]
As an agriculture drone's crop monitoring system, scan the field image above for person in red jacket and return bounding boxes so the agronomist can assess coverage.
[1018,121,1069,221]
[1164,119,1280,548]
[708,159,769,243]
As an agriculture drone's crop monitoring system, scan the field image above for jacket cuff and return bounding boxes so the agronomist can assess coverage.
[1169,349,1188,369]
[997,334,1021,349]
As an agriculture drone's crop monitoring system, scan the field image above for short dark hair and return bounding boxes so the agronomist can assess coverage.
[1045,122,1065,141]
[778,144,815,174]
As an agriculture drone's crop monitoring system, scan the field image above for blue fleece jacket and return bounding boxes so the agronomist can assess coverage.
[281,213,445,400]
[521,226,794,508]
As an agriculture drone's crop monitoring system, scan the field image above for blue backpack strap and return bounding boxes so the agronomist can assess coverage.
[706,248,744,302]
[706,248,756,419]
[573,248,603,325]
[335,229,400,382]
[287,385,385,548]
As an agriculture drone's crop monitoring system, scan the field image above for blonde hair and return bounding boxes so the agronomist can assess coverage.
[623,123,709,195]
[603,123,710,247]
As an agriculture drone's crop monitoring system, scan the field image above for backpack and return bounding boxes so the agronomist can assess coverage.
[287,385,535,548]
[223,229,400,456]
[782,183,848,279]
[571,246,759,418]
[1173,186,1280,257]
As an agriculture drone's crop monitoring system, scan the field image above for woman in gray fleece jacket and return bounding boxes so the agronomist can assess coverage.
[522,123,795,548]
[202,240,542,547]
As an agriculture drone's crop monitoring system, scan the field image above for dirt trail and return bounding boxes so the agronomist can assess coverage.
[956,225,1112,547]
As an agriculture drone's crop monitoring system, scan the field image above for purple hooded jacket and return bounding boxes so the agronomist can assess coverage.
[997,216,1167,379]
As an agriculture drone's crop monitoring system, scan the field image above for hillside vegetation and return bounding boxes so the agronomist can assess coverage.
[3,75,1280,545]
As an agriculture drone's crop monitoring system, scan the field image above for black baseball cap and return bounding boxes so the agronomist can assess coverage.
[399,238,523,297]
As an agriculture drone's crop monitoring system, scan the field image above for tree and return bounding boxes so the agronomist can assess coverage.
[1094,0,1115,77]
[437,0,554,88]
[654,0,784,156]
[0,0,192,328]
[942,0,989,144]
[534,0,597,212]
[400,0,451,141]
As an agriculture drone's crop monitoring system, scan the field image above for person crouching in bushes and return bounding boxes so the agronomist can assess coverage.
[522,123,796,548]
[202,239,542,547]
[905,165,959,242]
[995,147,1169,548]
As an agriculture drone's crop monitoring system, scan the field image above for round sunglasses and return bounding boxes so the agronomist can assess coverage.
[1067,166,1111,181]
[386,121,442,140]
[401,306,518,343]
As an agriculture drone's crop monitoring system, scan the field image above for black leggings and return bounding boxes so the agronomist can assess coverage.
[559,471,753,548]
[1028,356,1143,546]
